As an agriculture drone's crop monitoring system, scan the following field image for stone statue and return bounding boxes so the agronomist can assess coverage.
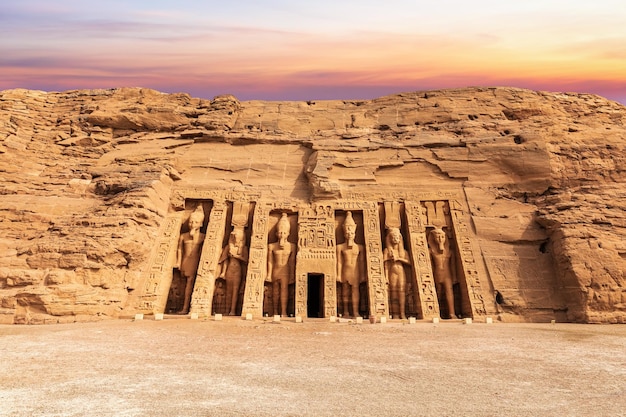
[175,206,206,314]
[218,226,249,315]
[383,227,410,319]
[266,213,296,316]
[336,211,365,318]
[428,227,457,319]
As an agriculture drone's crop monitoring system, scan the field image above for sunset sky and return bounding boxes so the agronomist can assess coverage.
[2,0,625,103]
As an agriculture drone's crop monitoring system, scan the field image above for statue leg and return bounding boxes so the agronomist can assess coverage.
[281,279,289,316]
[224,280,233,315]
[229,279,240,316]
[351,284,360,318]
[272,282,280,316]
[181,275,194,314]
[389,288,398,318]
[444,279,456,319]
[398,278,406,319]
[342,282,350,317]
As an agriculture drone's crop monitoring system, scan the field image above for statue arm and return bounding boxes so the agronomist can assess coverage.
[240,246,249,263]
[266,245,274,282]
[217,245,229,278]
[175,235,183,269]
[336,246,343,282]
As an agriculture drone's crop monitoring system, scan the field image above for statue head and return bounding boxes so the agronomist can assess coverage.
[188,206,204,231]
[343,211,357,245]
[387,227,402,246]
[231,227,245,245]
[429,227,447,252]
[276,213,291,248]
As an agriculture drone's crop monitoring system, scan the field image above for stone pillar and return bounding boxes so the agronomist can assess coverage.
[363,202,388,319]
[449,203,487,318]
[241,202,271,318]
[190,200,227,317]
[405,201,440,319]
[135,214,182,314]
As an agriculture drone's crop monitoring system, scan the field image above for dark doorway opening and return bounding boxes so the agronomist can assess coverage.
[307,273,324,318]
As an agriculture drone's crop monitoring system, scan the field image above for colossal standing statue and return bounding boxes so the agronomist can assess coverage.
[267,213,296,316]
[383,227,410,319]
[336,211,365,318]
[175,206,206,314]
[428,227,457,319]
[218,226,249,315]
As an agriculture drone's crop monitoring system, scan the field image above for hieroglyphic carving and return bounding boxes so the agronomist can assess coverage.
[449,205,487,316]
[295,204,336,318]
[362,202,388,318]
[137,215,182,313]
[242,202,273,317]
[189,200,227,316]
[405,201,440,319]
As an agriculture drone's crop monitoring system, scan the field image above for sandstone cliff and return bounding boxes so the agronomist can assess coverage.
[0,86,624,323]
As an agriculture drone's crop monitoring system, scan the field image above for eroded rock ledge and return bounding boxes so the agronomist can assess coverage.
[0,86,624,324]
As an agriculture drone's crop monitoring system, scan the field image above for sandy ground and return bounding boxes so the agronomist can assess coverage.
[1,317,626,417]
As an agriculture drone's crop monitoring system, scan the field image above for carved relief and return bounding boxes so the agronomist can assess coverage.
[242,203,273,318]
[140,216,182,314]
[362,202,387,318]
[295,204,336,318]
[449,206,487,316]
[173,206,206,314]
[266,212,297,317]
[336,211,366,318]
[383,202,412,319]
[405,201,439,319]
[217,226,249,315]
[154,188,486,322]
[383,227,411,319]
[189,200,227,317]
[215,202,250,316]
[428,227,457,319]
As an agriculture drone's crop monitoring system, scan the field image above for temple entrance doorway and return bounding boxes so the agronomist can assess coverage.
[307,273,324,318]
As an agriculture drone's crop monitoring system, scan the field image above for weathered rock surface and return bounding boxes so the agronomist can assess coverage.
[0,86,624,323]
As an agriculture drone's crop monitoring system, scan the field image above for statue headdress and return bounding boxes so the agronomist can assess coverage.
[189,205,204,224]
[343,211,357,233]
[277,213,290,233]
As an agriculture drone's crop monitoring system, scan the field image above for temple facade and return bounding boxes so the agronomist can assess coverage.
[137,187,493,321]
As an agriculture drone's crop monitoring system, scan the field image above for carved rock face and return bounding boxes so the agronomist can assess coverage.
[1,86,625,323]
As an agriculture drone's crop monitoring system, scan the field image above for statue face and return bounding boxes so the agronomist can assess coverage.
[433,229,446,244]
[188,216,202,231]
[277,229,289,240]
[232,229,244,244]
[389,228,401,244]
[345,227,356,241]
